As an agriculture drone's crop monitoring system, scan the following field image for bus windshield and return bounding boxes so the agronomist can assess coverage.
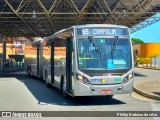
[77,37,132,70]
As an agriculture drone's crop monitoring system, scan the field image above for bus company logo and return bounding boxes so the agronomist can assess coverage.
[101,79,106,83]
[91,79,106,83]
[91,79,101,83]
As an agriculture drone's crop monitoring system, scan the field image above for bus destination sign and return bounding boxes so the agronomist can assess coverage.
[76,28,128,36]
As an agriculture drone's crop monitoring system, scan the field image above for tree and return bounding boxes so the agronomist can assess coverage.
[131,38,144,45]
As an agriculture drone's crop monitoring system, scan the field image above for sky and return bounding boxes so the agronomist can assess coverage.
[131,21,160,43]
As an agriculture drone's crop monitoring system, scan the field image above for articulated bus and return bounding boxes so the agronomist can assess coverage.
[24,24,134,98]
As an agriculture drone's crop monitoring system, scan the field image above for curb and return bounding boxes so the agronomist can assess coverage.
[133,85,160,101]
[0,69,24,73]
[135,67,160,70]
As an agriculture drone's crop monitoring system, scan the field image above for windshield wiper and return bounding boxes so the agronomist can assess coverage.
[88,36,101,54]
[111,36,119,55]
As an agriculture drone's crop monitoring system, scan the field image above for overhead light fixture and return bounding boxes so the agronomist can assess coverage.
[114,19,117,24]
[122,10,127,17]
[32,11,37,18]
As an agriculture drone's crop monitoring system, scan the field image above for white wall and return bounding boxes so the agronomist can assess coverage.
[151,56,160,66]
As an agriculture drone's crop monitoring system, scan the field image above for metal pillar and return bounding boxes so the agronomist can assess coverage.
[3,42,6,72]
[0,34,2,72]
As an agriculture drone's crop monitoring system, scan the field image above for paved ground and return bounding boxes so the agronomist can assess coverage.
[134,80,160,100]
[0,69,159,120]
[133,68,160,101]
[134,68,160,84]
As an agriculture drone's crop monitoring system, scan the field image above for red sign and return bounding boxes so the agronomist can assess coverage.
[101,90,112,94]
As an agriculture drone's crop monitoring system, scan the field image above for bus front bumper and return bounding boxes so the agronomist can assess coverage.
[73,79,134,96]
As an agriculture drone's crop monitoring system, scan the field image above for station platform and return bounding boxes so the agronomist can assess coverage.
[134,80,160,101]
[0,66,24,73]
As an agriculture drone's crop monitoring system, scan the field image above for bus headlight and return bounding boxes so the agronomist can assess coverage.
[128,73,133,79]
[76,74,90,84]
[123,73,133,83]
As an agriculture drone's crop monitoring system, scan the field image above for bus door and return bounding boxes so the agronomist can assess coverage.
[51,42,55,84]
[37,45,40,77]
[66,37,72,94]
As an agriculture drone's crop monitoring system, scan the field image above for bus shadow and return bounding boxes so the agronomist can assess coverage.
[0,72,126,106]
[22,77,126,106]
[134,72,147,77]
[70,96,125,106]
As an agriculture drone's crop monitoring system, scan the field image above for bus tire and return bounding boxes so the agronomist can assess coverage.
[29,67,33,78]
[45,71,51,88]
[27,66,30,74]
[60,76,64,91]
[62,78,69,99]
[28,67,31,77]
[30,68,33,77]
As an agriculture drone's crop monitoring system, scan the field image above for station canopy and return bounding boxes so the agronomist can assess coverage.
[0,0,160,39]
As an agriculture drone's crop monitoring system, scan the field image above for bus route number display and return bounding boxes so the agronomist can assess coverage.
[76,28,128,36]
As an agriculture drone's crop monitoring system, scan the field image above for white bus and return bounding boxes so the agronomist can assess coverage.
[25,24,134,98]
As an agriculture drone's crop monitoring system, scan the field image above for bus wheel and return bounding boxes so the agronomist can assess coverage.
[62,79,69,99]
[45,71,51,88]
[28,67,31,77]
[29,68,33,78]
[105,95,113,99]
[27,66,30,74]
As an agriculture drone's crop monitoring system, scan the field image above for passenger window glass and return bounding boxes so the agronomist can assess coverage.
[77,38,131,70]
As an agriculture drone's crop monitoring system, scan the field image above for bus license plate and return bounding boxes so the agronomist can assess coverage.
[101,90,112,94]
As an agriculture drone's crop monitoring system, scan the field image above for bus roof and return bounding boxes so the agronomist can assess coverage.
[32,38,43,45]
[47,24,129,42]
[72,24,128,29]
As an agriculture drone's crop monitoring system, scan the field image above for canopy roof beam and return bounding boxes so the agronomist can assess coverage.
[4,0,41,37]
